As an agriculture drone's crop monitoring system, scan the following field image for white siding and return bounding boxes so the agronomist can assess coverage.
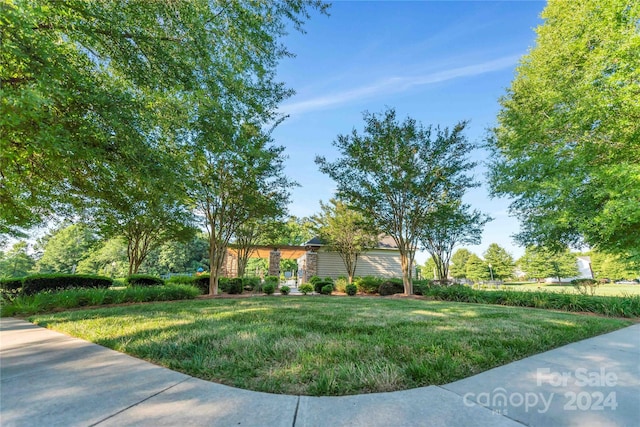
[317,249,403,279]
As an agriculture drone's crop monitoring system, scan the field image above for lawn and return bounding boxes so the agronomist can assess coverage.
[493,282,640,296]
[30,297,632,396]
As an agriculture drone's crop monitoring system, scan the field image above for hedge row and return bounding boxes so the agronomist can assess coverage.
[422,285,640,318]
[20,274,113,296]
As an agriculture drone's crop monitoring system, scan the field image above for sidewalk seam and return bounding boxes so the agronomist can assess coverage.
[291,395,301,427]
[90,377,191,426]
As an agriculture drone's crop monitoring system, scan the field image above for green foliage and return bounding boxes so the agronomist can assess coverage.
[589,251,639,280]
[316,108,478,295]
[1,285,200,317]
[21,274,113,296]
[167,275,196,285]
[125,275,164,287]
[75,237,129,277]
[34,223,98,274]
[487,0,640,260]
[310,199,378,281]
[378,280,405,296]
[450,249,472,279]
[280,285,290,295]
[298,283,314,295]
[308,276,322,285]
[242,277,261,291]
[422,285,640,318]
[345,284,357,296]
[483,243,515,280]
[314,280,334,294]
[517,246,579,281]
[334,277,348,293]
[465,254,490,282]
[355,276,383,294]
[412,280,432,296]
[0,241,35,278]
[320,284,333,295]
[263,283,275,295]
[226,278,244,295]
[217,277,230,293]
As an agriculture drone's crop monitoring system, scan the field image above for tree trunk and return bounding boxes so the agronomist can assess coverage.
[399,249,413,295]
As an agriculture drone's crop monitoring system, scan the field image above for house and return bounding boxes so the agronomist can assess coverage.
[296,236,403,282]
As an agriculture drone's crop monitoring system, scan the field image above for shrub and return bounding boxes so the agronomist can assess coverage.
[167,275,195,285]
[314,280,334,294]
[321,284,333,295]
[412,280,432,296]
[190,275,210,294]
[22,274,113,296]
[0,278,24,302]
[227,278,244,294]
[242,277,260,291]
[334,277,348,293]
[280,285,290,295]
[308,276,322,286]
[323,277,334,284]
[125,275,165,287]
[1,285,200,317]
[263,283,275,295]
[355,276,383,294]
[264,275,279,285]
[299,283,313,295]
[379,280,405,296]
[346,284,357,296]
[218,277,230,293]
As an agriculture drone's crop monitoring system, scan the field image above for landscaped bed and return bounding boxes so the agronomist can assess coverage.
[29,297,632,396]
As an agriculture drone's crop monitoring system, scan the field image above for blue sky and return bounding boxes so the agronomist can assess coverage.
[272,0,546,264]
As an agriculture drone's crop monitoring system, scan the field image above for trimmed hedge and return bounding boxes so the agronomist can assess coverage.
[299,283,313,295]
[422,285,640,318]
[314,280,334,294]
[0,277,24,291]
[263,283,275,295]
[2,284,200,317]
[320,284,333,295]
[379,280,404,296]
[355,276,383,294]
[125,275,165,287]
[280,285,290,295]
[242,277,260,291]
[346,284,357,296]
[227,278,243,294]
[22,274,113,296]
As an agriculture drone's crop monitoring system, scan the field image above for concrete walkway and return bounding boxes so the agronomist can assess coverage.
[1,318,638,427]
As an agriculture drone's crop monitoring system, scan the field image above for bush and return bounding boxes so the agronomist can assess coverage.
[323,277,334,283]
[242,277,260,291]
[346,284,357,296]
[314,280,334,294]
[280,285,290,295]
[321,284,333,295]
[263,283,275,295]
[264,275,279,285]
[334,277,348,293]
[1,285,200,317]
[227,278,244,294]
[166,275,195,285]
[299,283,313,295]
[412,280,432,296]
[189,275,210,294]
[308,276,322,286]
[378,280,405,296]
[218,277,230,293]
[125,274,165,287]
[355,276,383,294]
[21,274,113,296]
[0,277,24,302]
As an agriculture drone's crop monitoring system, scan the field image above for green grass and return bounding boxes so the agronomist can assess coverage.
[494,282,640,296]
[29,297,632,396]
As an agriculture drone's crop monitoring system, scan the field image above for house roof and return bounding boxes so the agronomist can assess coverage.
[304,235,399,250]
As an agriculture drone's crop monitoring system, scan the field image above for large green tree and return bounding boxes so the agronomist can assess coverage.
[317,108,476,295]
[419,201,490,281]
[483,243,514,280]
[517,246,579,282]
[311,199,378,284]
[34,223,98,273]
[487,0,640,260]
[1,0,327,239]
[450,248,473,279]
[0,241,35,278]
[465,254,490,283]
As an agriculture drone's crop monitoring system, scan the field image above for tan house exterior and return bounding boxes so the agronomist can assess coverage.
[297,236,403,282]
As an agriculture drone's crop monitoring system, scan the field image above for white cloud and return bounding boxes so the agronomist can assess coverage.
[280,55,519,116]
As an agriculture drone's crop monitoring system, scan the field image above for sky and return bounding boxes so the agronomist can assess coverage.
[271,0,547,264]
